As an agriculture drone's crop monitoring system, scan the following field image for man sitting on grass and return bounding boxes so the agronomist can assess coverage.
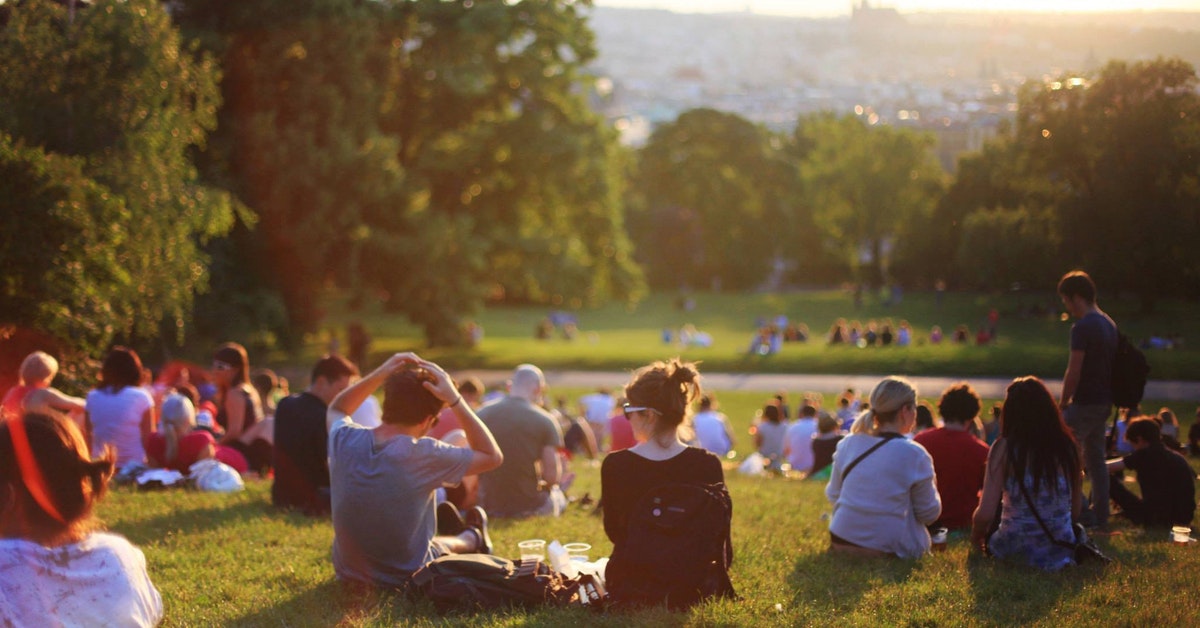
[1106,416,1196,528]
[325,353,503,588]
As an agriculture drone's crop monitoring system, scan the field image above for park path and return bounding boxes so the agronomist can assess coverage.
[454,369,1200,403]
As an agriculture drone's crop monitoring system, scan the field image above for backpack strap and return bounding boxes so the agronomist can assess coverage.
[841,432,904,481]
[1013,471,1077,552]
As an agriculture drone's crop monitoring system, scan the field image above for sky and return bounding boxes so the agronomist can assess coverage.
[593,0,1200,18]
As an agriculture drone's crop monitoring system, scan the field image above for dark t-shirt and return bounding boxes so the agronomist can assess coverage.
[1123,444,1197,526]
[601,447,725,545]
[272,392,330,513]
[811,434,843,476]
[1069,310,1117,405]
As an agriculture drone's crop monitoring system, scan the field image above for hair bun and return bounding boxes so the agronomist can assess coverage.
[667,359,699,386]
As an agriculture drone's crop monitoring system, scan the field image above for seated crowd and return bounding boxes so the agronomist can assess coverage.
[1,343,1197,623]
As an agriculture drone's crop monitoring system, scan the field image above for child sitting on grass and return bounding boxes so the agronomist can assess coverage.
[1106,416,1196,528]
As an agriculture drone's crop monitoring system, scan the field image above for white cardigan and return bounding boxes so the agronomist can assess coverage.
[825,433,942,558]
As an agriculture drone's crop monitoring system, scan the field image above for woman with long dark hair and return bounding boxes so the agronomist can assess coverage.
[212,342,270,474]
[971,376,1083,571]
[85,347,155,467]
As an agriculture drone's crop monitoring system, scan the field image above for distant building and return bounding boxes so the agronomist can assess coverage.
[851,1,905,30]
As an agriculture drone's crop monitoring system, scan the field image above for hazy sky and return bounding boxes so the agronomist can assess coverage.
[594,0,1200,18]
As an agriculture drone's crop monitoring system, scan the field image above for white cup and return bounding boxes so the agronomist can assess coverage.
[563,542,591,562]
[518,539,546,561]
[1171,526,1192,545]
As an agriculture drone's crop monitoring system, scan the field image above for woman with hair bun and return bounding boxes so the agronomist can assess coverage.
[825,376,941,558]
[601,358,733,608]
[0,412,162,625]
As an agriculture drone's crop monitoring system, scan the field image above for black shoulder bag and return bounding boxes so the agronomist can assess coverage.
[840,432,905,481]
[1015,479,1112,565]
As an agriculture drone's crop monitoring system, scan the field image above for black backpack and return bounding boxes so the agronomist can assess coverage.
[1111,332,1150,410]
[606,482,736,610]
[410,554,581,612]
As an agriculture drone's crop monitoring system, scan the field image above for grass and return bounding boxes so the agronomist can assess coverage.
[294,290,1200,381]
[100,442,1200,626]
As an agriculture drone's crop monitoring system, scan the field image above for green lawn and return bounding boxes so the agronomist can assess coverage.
[296,290,1200,381]
[101,449,1200,626]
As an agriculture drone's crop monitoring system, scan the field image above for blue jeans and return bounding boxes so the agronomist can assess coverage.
[1066,403,1112,527]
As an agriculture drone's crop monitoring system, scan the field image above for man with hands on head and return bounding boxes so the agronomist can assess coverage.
[325,353,503,589]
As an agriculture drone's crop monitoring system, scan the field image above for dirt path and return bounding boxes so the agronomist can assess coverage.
[454,369,1200,403]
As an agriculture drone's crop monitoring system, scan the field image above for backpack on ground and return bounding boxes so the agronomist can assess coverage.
[1111,332,1150,410]
[410,554,580,612]
[605,482,736,610]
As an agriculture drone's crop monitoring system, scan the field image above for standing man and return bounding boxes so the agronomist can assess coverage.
[478,364,564,518]
[272,355,358,515]
[1057,270,1118,531]
[325,353,502,588]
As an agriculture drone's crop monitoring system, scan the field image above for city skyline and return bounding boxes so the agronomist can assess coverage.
[594,0,1200,18]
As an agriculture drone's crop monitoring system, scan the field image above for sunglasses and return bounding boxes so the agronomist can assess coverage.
[622,404,660,421]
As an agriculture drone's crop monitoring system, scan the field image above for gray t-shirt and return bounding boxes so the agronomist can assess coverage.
[477,396,564,517]
[328,415,473,586]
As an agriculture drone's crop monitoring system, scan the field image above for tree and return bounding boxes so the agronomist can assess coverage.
[795,114,944,288]
[1013,57,1200,308]
[0,135,128,359]
[178,0,642,346]
[0,0,238,353]
[631,108,793,290]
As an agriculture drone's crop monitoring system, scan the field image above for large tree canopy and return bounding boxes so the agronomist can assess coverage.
[795,114,945,288]
[178,0,643,346]
[1015,57,1200,307]
[0,0,238,355]
[630,108,796,291]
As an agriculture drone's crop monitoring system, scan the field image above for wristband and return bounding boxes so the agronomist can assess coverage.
[449,395,463,408]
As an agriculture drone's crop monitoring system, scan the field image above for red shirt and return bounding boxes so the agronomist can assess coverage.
[144,431,217,473]
[609,413,636,452]
[912,426,989,529]
[429,406,463,441]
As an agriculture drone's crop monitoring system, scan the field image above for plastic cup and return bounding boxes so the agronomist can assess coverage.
[518,539,546,561]
[931,527,948,553]
[1171,526,1192,545]
[563,542,591,562]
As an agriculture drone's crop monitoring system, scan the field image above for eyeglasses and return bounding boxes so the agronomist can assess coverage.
[622,404,660,421]
[212,361,234,372]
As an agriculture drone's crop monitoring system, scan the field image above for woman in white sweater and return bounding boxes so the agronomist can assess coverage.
[825,376,942,558]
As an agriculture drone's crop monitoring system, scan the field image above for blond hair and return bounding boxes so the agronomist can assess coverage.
[19,351,58,387]
[849,376,918,435]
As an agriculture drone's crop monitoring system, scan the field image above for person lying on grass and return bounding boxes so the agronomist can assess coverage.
[325,353,503,589]
[0,412,162,626]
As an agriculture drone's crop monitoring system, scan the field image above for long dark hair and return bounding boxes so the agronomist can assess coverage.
[214,342,249,387]
[98,346,143,392]
[1000,377,1081,495]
